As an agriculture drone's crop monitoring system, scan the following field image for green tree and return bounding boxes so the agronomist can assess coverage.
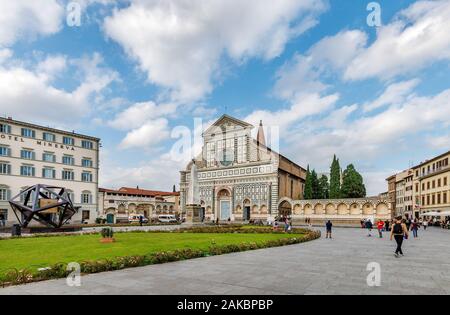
[318,175,329,199]
[341,164,366,198]
[311,170,320,199]
[329,155,341,198]
[304,166,313,200]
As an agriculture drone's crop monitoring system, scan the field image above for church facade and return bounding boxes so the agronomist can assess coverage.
[179,115,306,222]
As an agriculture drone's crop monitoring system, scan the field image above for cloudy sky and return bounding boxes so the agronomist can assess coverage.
[1,0,450,195]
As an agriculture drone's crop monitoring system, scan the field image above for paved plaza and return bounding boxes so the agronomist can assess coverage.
[1,227,449,295]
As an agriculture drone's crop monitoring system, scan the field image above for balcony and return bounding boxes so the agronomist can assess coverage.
[419,165,450,178]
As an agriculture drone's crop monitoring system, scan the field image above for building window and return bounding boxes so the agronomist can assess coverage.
[42,153,56,163]
[82,210,90,221]
[444,193,448,204]
[81,140,93,149]
[237,136,247,163]
[62,170,74,181]
[63,136,75,146]
[427,195,430,205]
[445,177,448,186]
[0,124,11,134]
[437,193,441,204]
[0,163,11,175]
[66,190,75,203]
[438,179,441,187]
[21,128,35,138]
[422,196,425,206]
[81,172,93,182]
[21,150,35,160]
[62,155,74,165]
[0,187,11,201]
[206,142,215,167]
[422,183,425,191]
[42,132,56,142]
[0,146,10,157]
[432,194,435,205]
[82,158,93,168]
[81,192,92,204]
[20,165,35,177]
[432,180,436,189]
[42,168,56,179]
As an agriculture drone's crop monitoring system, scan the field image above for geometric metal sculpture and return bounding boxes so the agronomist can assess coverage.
[9,184,79,228]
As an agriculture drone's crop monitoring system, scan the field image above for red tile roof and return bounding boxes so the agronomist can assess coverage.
[99,187,179,197]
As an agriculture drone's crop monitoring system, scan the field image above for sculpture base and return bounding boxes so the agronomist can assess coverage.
[185,204,202,224]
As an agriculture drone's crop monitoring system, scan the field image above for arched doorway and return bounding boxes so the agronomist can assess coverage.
[106,213,115,224]
[217,189,231,221]
[278,200,292,217]
[243,199,251,221]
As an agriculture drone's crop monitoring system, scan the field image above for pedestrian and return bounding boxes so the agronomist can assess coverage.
[360,219,365,229]
[405,218,412,231]
[139,215,143,227]
[423,219,428,230]
[284,218,290,233]
[391,216,409,258]
[365,219,373,237]
[326,220,333,239]
[384,220,390,232]
[377,220,384,238]
[411,219,419,238]
[0,213,5,227]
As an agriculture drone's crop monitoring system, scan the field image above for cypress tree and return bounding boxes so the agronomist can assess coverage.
[311,170,320,199]
[341,164,367,198]
[329,155,341,198]
[318,175,329,199]
[304,166,313,200]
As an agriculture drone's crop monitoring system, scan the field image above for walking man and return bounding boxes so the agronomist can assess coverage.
[326,220,333,239]
[365,219,373,237]
[391,216,409,258]
[411,219,419,238]
[0,213,5,227]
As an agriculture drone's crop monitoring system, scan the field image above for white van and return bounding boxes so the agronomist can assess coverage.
[128,215,149,224]
[158,215,177,223]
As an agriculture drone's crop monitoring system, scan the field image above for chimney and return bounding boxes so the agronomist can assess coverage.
[257,120,266,147]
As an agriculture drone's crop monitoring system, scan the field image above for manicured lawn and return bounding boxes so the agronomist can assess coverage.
[0,232,297,276]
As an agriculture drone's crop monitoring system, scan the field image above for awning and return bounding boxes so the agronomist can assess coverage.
[420,211,450,216]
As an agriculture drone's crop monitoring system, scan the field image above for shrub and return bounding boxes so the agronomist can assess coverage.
[100,227,114,239]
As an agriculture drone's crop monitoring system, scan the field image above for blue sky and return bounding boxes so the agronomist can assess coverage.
[1,0,450,195]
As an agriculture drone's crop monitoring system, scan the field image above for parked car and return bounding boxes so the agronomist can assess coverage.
[158,215,178,223]
[128,215,149,224]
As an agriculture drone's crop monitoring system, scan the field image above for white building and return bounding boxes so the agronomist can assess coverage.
[0,117,100,225]
[98,187,180,224]
[180,115,306,222]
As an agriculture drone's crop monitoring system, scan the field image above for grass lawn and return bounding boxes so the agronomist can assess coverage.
[0,232,299,276]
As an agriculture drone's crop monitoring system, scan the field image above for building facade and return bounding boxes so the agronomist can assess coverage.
[179,115,306,222]
[412,151,450,218]
[98,187,180,223]
[394,169,414,217]
[0,117,100,225]
[278,197,391,225]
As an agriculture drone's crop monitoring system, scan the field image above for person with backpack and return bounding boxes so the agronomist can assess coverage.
[325,220,333,239]
[391,216,409,258]
[365,219,373,237]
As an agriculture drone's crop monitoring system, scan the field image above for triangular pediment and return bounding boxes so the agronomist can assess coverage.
[204,114,254,135]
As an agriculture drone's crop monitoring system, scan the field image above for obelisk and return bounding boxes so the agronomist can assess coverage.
[185,159,202,224]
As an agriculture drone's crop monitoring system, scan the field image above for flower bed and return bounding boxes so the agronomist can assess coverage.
[0,229,320,287]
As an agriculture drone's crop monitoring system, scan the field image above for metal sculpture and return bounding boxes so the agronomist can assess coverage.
[9,184,79,228]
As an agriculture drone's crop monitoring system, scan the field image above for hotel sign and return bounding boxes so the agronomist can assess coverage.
[0,133,75,151]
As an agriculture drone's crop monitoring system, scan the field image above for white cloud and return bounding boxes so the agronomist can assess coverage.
[0,53,118,126]
[100,152,183,190]
[245,92,339,131]
[0,1,63,47]
[428,135,450,149]
[344,0,450,81]
[108,101,177,130]
[119,118,171,149]
[104,0,327,102]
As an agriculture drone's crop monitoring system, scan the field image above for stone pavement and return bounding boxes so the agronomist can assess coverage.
[1,227,449,295]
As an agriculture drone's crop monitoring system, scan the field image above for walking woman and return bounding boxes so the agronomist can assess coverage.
[411,219,419,238]
[390,216,409,258]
